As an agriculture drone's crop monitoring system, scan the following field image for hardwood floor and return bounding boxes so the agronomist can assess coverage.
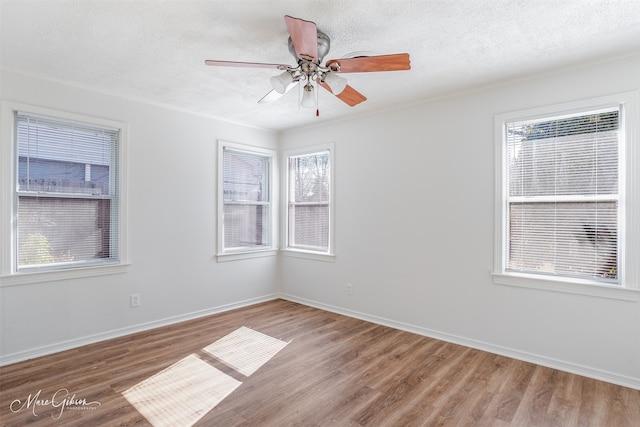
[1,299,639,426]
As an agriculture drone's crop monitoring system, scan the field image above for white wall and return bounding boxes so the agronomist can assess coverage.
[0,69,279,363]
[279,54,640,388]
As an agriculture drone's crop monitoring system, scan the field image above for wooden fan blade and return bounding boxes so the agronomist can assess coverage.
[284,15,319,63]
[319,82,367,107]
[258,81,298,103]
[205,60,289,69]
[325,53,411,73]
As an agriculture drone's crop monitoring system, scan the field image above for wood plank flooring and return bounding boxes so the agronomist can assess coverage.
[1,299,639,426]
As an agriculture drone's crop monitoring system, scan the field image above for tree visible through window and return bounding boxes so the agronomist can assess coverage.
[287,149,331,253]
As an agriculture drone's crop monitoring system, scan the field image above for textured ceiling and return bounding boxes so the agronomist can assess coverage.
[1,0,639,131]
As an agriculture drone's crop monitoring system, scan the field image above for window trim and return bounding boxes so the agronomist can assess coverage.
[216,140,277,261]
[282,143,335,261]
[0,101,129,287]
[493,92,640,300]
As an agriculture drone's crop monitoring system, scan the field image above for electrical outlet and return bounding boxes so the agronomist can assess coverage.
[130,294,141,308]
[346,283,353,296]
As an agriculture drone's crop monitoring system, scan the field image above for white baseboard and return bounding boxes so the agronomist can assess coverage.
[0,294,279,366]
[3,291,639,391]
[280,293,640,391]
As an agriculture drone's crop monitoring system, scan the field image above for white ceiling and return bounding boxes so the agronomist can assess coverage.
[1,0,639,132]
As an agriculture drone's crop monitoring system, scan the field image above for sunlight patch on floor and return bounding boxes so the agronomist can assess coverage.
[123,354,241,427]
[203,326,289,377]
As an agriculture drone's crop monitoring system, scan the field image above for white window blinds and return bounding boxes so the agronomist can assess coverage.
[222,147,271,251]
[505,107,620,282]
[16,111,120,270]
[287,150,331,252]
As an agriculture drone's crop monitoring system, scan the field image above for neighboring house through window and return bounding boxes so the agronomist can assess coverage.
[493,93,639,298]
[217,141,275,258]
[0,103,128,284]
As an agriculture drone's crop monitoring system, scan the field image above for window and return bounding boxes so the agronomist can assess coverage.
[218,141,274,257]
[1,105,127,281]
[494,93,639,297]
[285,145,334,255]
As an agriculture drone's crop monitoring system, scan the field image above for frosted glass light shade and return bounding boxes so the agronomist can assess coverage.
[300,84,315,109]
[323,72,347,95]
[270,71,293,94]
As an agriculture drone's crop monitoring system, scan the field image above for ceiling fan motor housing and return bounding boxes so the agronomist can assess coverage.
[288,29,330,63]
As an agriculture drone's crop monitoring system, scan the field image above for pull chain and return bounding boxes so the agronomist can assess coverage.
[316,82,320,116]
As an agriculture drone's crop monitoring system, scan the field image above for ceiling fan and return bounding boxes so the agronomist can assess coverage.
[205,15,410,113]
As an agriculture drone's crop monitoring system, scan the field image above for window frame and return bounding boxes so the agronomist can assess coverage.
[282,143,335,261]
[492,92,640,301]
[216,140,277,261]
[0,102,129,287]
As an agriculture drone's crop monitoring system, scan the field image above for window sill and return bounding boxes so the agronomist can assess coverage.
[281,249,335,262]
[216,249,278,262]
[0,263,130,287]
[491,272,640,302]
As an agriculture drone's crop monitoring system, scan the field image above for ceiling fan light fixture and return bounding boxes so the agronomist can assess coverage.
[323,72,347,95]
[300,83,316,109]
[271,71,293,94]
[205,15,410,111]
